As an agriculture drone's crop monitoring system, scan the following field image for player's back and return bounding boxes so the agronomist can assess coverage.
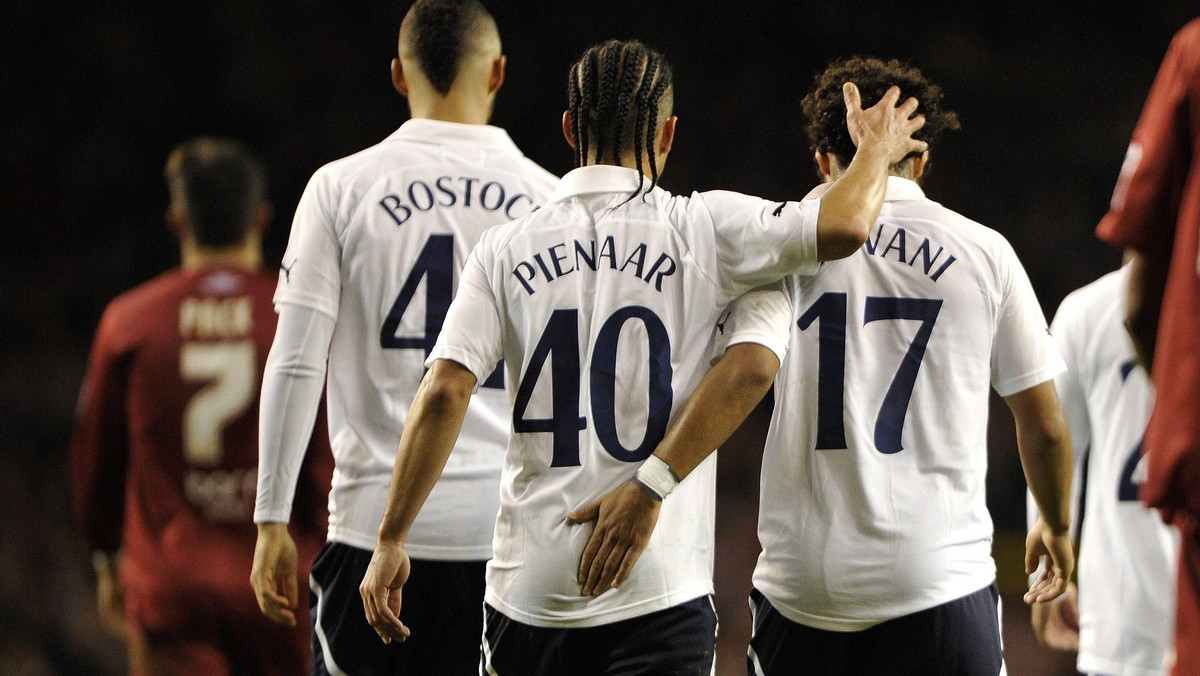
[86,266,308,593]
[754,176,1062,630]
[446,165,822,627]
[275,119,558,555]
[1049,267,1178,675]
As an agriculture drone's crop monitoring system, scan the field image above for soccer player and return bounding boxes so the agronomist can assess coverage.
[250,1,557,673]
[71,138,332,676]
[360,39,927,673]
[571,56,1075,675]
[1095,17,1200,676]
[1026,264,1178,674]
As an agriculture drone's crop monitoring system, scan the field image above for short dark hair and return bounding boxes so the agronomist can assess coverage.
[802,56,960,170]
[164,138,267,248]
[567,39,674,193]
[401,0,495,96]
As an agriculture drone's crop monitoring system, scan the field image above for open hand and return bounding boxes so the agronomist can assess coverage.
[1023,517,1074,604]
[359,540,412,644]
[250,523,300,627]
[567,481,661,596]
[1030,582,1079,651]
[844,82,928,164]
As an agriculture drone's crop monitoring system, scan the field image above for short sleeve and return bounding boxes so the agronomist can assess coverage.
[714,282,793,365]
[427,241,504,392]
[695,191,821,298]
[274,168,343,319]
[990,243,1066,397]
[1096,24,1196,260]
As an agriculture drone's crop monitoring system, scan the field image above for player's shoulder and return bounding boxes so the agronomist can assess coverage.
[1055,267,1128,326]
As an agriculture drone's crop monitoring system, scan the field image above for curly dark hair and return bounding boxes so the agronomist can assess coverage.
[567,39,674,193]
[401,0,494,96]
[802,56,960,170]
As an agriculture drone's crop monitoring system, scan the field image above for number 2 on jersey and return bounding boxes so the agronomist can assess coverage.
[798,293,942,454]
[379,234,502,388]
[513,306,673,467]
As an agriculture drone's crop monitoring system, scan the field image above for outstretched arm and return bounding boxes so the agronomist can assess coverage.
[815,83,928,260]
[360,358,477,643]
[568,342,780,596]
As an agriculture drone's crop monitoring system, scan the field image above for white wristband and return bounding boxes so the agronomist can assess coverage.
[635,455,680,501]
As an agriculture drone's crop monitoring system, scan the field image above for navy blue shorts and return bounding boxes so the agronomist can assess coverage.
[747,583,1004,676]
[308,541,486,676]
[482,595,718,675]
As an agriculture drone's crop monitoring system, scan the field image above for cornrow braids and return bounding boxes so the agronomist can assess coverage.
[403,0,493,96]
[565,39,674,196]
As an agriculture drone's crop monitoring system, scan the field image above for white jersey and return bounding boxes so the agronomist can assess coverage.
[725,177,1065,631]
[264,119,556,558]
[429,165,821,627]
[1027,266,1178,676]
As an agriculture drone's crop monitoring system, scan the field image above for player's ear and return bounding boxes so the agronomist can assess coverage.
[562,111,576,149]
[814,151,833,179]
[488,55,506,95]
[392,58,409,97]
[911,150,929,179]
[165,205,186,242]
[658,115,677,155]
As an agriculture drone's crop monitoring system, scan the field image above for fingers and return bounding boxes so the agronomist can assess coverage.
[611,542,644,589]
[252,572,297,627]
[897,94,920,118]
[360,564,410,645]
[581,535,618,596]
[842,82,862,115]
[1025,544,1042,575]
[577,523,605,584]
[567,501,601,525]
[878,85,901,109]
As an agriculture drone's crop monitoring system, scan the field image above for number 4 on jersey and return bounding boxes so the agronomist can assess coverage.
[379,234,502,388]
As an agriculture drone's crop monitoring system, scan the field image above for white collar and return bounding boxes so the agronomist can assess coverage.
[548,165,660,204]
[386,118,521,152]
[803,175,926,202]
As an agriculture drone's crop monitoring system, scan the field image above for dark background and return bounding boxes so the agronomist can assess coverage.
[3,1,1192,673]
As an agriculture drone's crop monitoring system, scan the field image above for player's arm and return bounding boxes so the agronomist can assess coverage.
[568,287,790,595]
[69,306,131,639]
[1004,380,1074,604]
[815,83,928,260]
[1125,251,1167,371]
[360,358,477,644]
[252,303,335,627]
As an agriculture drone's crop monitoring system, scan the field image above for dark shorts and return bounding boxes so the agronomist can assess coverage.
[747,583,1004,676]
[308,541,486,676]
[482,595,718,676]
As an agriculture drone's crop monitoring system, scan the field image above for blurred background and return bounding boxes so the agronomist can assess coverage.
[3,1,1193,673]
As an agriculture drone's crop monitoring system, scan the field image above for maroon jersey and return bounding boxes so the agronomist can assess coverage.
[1097,17,1200,517]
[71,265,332,596]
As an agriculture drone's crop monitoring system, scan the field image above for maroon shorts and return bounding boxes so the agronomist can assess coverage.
[124,582,311,676]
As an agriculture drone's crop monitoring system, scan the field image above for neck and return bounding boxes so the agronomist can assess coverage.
[409,93,490,125]
[181,238,262,271]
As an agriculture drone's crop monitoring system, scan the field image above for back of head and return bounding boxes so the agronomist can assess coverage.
[803,56,960,172]
[400,0,498,96]
[164,138,267,248]
[567,39,674,188]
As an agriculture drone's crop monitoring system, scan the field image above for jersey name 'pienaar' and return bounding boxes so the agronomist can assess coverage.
[511,236,677,295]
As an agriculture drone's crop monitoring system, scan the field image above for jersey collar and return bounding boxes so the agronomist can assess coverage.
[547,165,657,204]
[387,118,522,152]
[803,175,926,202]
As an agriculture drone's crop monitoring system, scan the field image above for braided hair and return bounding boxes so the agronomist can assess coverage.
[566,40,674,194]
[402,0,494,96]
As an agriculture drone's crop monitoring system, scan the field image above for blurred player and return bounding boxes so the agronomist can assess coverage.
[250,1,557,673]
[1026,263,1179,675]
[571,56,1075,675]
[71,137,332,676]
[360,39,927,674]
[1095,17,1200,676]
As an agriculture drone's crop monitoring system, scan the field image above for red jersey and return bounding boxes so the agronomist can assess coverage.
[1097,18,1200,515]
[71,265,332,596]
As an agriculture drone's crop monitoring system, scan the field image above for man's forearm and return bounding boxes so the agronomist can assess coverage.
[377,360,476,544]
[1125,251,1166,371]
[1008,383,1073,534]
[652,343,779,481]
